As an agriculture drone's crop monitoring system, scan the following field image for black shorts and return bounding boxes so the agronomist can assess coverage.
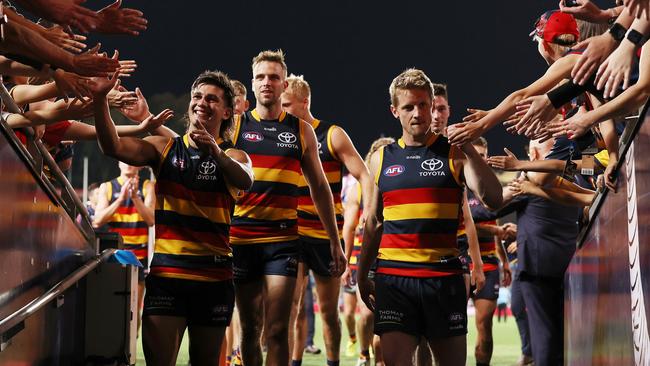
[143,275,234,327]
[232,241,299,281]
[374,273,467,339]
[471,268,500,301]
[298,236,341,277]
[342,269,358,294]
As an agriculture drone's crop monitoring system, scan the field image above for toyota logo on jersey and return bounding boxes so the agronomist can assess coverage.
[199,161,216,175]
[242,131,263,142]
[278,132,297,143]
[421,158,443,171]
[419,158,446,177]
[384,164,405,177]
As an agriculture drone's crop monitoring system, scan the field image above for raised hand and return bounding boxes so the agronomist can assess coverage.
[24,0,100,33]
[487,148,521,171]
[118,177,132,202]
[624,0,650,20]
[96,0,148,35]
[189,120,222,157]
[139,109,174,133]
[88,68,120,97]
[514,95,558,135]
[52,69,92,103]
[120,87,151,122]
[41,25,87,53]
[571,34,619,85]
[559,0,611,23]
[462,108,488,123]
[595,40,636,98]
[562,112,595,139]
[107,80,138,108]
[118,59,138,78]
[447,121,484,146]
[71,45,120,77]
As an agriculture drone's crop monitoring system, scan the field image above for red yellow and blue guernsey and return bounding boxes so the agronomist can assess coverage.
[348,182,364,271]
[151,134,237,282]
[376,134,464,277]
[230,109,306,244]
[467,191,499,272]
[106,177,150,261]
[297,119,344,240]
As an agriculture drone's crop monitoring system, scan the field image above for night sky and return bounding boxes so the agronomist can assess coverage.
[60,0,611,185]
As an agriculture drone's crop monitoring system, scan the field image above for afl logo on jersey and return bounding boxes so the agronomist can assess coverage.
[384,164,405,177]
[172,156,187,171]
[278,132,297,143]
[243,131,263,142]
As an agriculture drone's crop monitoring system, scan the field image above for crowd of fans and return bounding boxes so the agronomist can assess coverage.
[2,1,649,366]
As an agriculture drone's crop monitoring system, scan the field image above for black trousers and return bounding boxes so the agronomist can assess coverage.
[519,274,564,366]
[510,273,532,357]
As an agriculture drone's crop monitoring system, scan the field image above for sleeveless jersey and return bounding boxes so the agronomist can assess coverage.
[376,134,464,277]
[467,191,499,272]
[230,109,305,244]
[348,182,363,270]
[106,177,149,261]
[151,134,237,282]
[297,119,344,240]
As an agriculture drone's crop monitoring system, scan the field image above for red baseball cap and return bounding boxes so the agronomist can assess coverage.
[530,10,579,45]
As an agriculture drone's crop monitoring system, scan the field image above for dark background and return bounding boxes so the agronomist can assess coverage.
[36,0,610,187]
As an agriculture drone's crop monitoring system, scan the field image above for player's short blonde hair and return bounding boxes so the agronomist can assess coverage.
[389,68,434,107]
[252,49,288,77]
[285,74,311,101]
[231,79,247,97]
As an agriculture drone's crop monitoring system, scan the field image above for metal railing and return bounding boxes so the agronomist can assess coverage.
[0,249,117,343]
[0,82,95,242]
[576,108,646,248]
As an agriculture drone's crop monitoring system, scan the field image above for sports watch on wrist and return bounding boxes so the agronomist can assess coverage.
[608,22,627,42]
[626,29,644,46]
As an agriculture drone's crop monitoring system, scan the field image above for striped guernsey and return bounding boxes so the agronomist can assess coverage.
[297,119,344,240]
[230,109,306,244]
[106,177,150,261]
[376,133,464,277]
[151,135,237,282]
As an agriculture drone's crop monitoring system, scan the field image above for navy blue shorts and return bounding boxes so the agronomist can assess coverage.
[143,275,234,327]
[233,241,299,281]
[298,236,342,277]
[471,268,500,301]
[374,273,467,339]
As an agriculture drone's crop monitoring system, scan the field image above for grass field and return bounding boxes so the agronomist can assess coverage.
[136,312,521,365]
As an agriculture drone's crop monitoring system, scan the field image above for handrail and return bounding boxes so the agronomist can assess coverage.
[0,82,95,242]
[0,248,117,336]
[576,106,646,248]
